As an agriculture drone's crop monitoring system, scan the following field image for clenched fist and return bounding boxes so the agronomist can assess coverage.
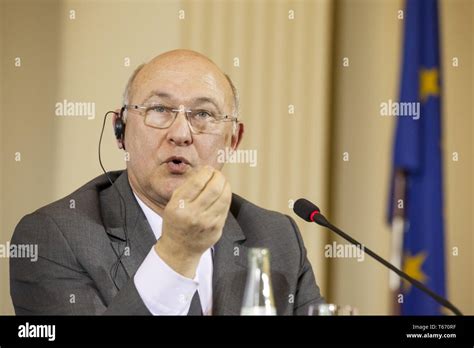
[154,165,232,278]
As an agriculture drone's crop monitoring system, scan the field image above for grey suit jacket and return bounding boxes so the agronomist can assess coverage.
[10,170,324,315]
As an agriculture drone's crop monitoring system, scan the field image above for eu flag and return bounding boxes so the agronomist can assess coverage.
[388,0,446,315]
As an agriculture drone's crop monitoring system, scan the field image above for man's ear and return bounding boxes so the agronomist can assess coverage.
[230,122,244,151]
[112,108,125,150]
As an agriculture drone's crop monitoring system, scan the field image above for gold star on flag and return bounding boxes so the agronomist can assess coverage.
[419,68,439,102]
[402,251,428,292]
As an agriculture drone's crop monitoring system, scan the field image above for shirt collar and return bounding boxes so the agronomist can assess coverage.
[133,192,162,241]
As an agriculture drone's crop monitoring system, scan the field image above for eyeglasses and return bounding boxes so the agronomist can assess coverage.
[123,104,238,134]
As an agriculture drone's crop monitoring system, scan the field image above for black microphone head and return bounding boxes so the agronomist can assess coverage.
[293,198,321,222]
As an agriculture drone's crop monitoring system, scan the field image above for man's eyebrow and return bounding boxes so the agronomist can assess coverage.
[143,92,223,112]
[193,97,222,112]
[143,91,172,102]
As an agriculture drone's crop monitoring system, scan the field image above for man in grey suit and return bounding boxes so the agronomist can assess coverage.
[10,49,324,315]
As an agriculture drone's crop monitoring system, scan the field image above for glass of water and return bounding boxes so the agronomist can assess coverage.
[308,303,358,315]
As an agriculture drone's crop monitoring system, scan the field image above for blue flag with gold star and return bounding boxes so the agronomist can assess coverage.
[388,0,446,315]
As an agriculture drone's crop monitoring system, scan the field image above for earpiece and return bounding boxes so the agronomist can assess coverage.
[114,107,126,150]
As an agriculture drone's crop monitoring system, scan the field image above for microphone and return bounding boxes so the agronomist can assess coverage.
[293,198,463,316]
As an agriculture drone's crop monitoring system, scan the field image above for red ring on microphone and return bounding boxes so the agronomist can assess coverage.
[309,210,319,222]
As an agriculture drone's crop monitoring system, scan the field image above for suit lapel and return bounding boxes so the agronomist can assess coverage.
[100,171,156,289]
[212,200,248,315]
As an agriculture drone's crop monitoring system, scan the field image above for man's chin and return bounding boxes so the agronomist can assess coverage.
[152,175,188,200]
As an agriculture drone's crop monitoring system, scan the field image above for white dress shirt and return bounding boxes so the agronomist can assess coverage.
[133,193,213,315]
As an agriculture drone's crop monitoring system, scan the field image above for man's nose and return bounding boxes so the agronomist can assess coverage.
[166,111,193,146]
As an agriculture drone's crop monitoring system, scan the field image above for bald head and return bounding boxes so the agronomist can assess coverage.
[123,49,239,117]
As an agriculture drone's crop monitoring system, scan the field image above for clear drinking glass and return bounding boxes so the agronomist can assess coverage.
[241,248,277,315]
[308,303,358,316]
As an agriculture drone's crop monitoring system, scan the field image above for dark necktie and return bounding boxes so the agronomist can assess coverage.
[187,290,203,316]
